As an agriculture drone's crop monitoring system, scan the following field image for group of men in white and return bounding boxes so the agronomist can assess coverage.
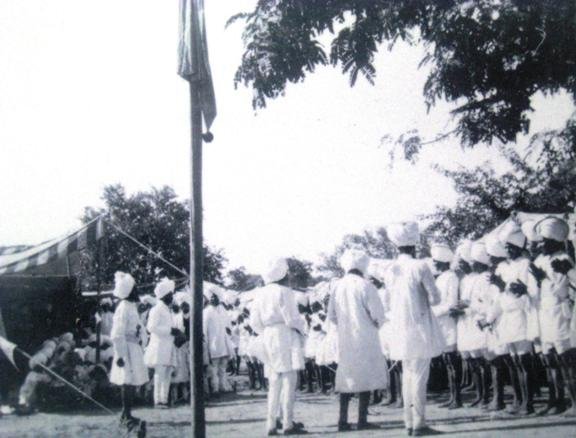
[106,214,576,436]
[244,215,576,436]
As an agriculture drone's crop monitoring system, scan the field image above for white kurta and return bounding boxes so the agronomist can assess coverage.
[250,283,306,374]
[203,305,234,360]
[534,252,575,345]
[316,319,339,366]
[385,254,445,361]
[432,270,459,348]
[456,274,475,352]
[144,301,177,368]
[109,301,149,386]
[328,274,388,393]
[378,287,393,357]
[496,258,531,344]
[305,311,326,359]
[172,312,190,383]
[463,272,493,351]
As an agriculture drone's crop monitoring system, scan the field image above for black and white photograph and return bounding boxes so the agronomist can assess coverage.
[0,1,575,437]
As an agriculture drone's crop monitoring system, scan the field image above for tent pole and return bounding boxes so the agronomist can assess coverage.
[189,82,205,437]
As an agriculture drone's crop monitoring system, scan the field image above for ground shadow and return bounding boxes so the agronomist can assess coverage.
[207,417,264,426]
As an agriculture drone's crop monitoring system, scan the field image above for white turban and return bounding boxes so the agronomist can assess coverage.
[498,221,526,248]
[387,221,419,247]
[340,249,370,273]
[154,278,175,300]
[535,217,569,242]
[521,220,542,242]
[262,257,289,284]
[485,235,507,258]
[113,272,135,300]
[455,239,473,263]
[471,242,490,265]
[430,244,454,263]
[174,290,192,306]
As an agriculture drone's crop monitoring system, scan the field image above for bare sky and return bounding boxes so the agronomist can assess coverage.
[0,1,573,274]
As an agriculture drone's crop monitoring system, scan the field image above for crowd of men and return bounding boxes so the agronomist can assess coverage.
[15,215,575,436]
[244,215,576,436]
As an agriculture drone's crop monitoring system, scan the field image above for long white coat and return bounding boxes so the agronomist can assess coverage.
[144,301,177,368]
[328,274,388,393]
[109,301,149,386]
[250,284,306,374]
[432,270,459,348]
[203,305,234,360]
[385,254,445,360]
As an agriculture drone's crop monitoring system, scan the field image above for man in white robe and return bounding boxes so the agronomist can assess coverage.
[144,278,179,408]
[251,257,307,435]
[531,217,576,416]
[203,291,233,395]
[328,249,388,431]
[109,272,148,433]
[386,222,444,436]
[431,244,461,409]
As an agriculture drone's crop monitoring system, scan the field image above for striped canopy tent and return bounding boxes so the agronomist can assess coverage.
[0,217,104,276]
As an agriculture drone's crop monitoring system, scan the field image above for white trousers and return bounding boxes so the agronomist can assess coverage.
[209,357,231,392]
[154,365,172,405]
[267,370,297,432]
[402,358,431,430]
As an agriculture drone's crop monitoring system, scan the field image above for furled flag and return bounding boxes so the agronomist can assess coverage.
[178,0,217,130]
[0,335,17,369]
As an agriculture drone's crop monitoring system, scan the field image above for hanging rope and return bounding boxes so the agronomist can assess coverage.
[103,218,190,279]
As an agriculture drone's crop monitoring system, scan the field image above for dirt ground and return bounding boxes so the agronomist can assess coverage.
[1,385,576,437]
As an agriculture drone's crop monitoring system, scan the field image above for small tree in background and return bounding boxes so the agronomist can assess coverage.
[79,184,227,290]
[226,266,264,292]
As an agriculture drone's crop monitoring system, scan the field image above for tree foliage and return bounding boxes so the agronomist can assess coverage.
[79,184,227,290]
[287,257,314,290]
[424,114,576,245]
[226,266,263,291]
[317,227,398,277]
[232,0,576,148]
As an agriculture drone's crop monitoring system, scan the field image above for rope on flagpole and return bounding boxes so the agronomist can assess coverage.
[103,218,190,279]
[17,348,115,415]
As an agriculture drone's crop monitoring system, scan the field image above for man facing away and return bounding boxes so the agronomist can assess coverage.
[386,222,445,436]
[251,257,307,435]
[328,249,388,431]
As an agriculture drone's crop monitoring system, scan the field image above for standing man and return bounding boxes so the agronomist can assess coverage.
[203,290,233,395]
[531,217,576,416]
[144,278,179,408]
[386,222,445,436]
[430,243,461,409]
[251,257,307,436]
[328,249,388,432]
[109,272,148,434]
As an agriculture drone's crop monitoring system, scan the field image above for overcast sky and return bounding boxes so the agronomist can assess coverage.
[0,1,573,274]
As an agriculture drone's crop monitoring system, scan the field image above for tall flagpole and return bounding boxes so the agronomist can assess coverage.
[189,81,205,437]
[179,1,215,434]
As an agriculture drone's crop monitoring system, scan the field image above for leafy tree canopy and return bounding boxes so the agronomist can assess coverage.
[226,266,264,291]
[424,114,576,245]
[80,184,227,290]
[232,0,576,148]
